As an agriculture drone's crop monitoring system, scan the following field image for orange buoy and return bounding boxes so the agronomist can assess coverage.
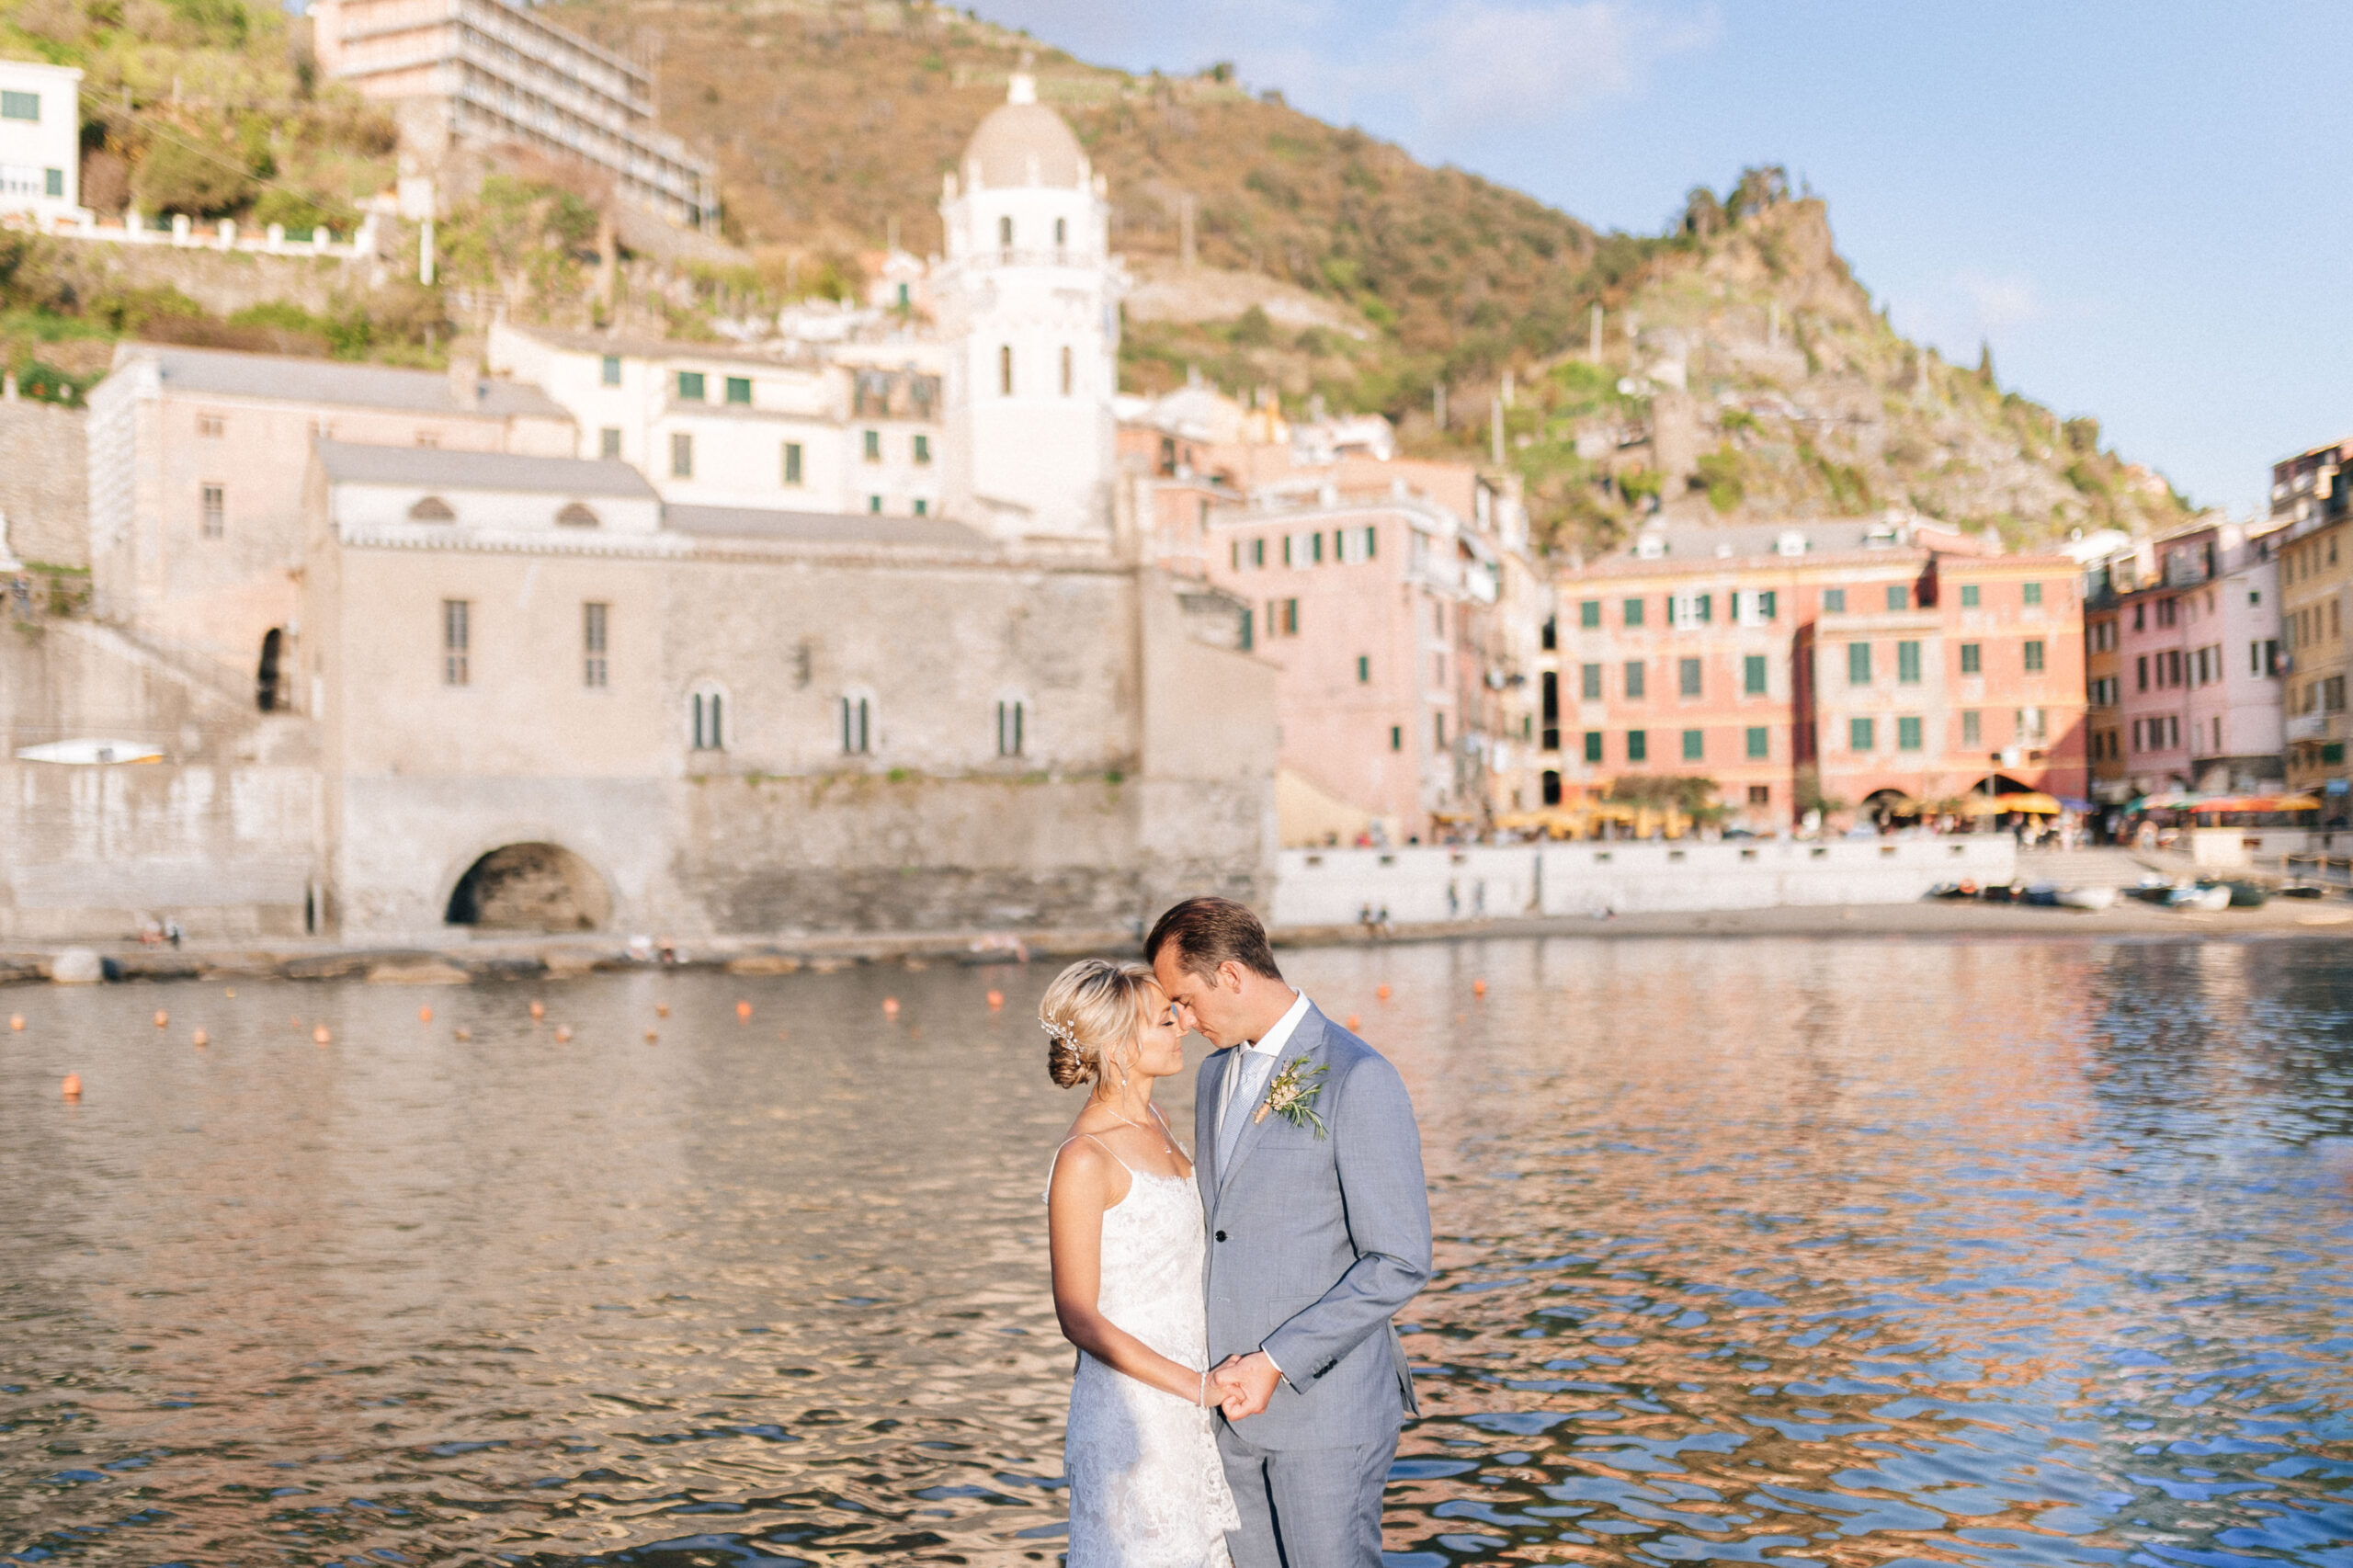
[529,1000,546,1021]
[1376,984,1392,1002]
[418,1006,433,1023]
[554,1025,574,1042]
[1346,1015,1362,1031]
[312,1025,331,1045]
[8,1013,22,1030]
[644,1028,659,1042]
[776,1028,790,1040]
[986,990,1005,1010]
[882,997,901,1017]
[736,1000,753,1020]
[153,1010,168,1028]
[454,1028,472,1041]
[61,1073,81,1100]
[191,1028,208,1048]
[224,987,235,997]
[655,1004,670,1018]
[1472,979,1487,997]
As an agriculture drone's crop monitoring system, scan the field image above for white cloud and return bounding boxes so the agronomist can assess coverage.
[1954,270,2040,331]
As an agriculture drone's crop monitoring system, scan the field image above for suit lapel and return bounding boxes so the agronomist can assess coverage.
[1217,1006,1328,1199]
[1195,1046,1233,1207]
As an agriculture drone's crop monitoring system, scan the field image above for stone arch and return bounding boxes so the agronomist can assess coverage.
[256,627,285,712]
[444,842,612,931]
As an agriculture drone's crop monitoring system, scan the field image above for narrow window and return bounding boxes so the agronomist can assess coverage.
[1578,664,1600,701]
[1960,584,1980,608]
[998,214,1013,248]
[601,355,621,386]
[1623,597,1644,627]
[1682,728,1703,762]
[1886,584,1908,611]
[1757,590,1778,619]
[1389,724,1402,752]
[2135,653,2148,691]
[1961,642,1982,675]
[864,428,881,462]
[43,168,60,198]
[1357,655,1370,684]
[782,441,803,484]
[914,433,931,465]
[1054,216,1067,247]
[1584,731,1603,763]
[1578,600,1599,631]
[599,426,622,459]
[1898,715,1923,751]
[1849,716,1874,752]
[1897,640,1921,683]
[725,376,752,405]
[691,688,724,750]
[1060,345,1074,396]
[1627,730,1648,763]
[868,494,883,515]
[1283,598,1300,635]
[841,695,870,755]
[1823,587,1847,613]
[676,370,706,402]
[914,498,930,517]
[1624,660,1646,700]
[1251,539,1266,567]
[1363,526,1377,559]
[442,600,470,687]
[996,699,1025,756]
[2024,639,2046,673]
[1745,725,1768,759]
[1543,769,1564,805]
[1962,710,1982,746]
[583,603,608,688]
[1435,712,1449,751]
[1311,531,1324,564]
[1847,642,1872,685]
[256,628,283,713]
[670,431,694,478]
[999,345,1014,395]
[1678,657,1701,698]
[1743,653,1766,695]
[2023,581,2044,606]
[200,483,225,539]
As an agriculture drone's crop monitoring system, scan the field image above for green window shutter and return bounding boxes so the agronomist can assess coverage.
[2024,640,2045,673]
[677,370,706,401]
[1961,584,1980,608]
[1961,642,1981,675]
[2023,582,2043,606]
[1682,728,1703,761]
[1743,654,1766,695]
[1745,725,1768,759]
[1962,710,1981,746]
[1898,641,1921,683]
[1886,584,1907,611]
[1625,661,1646,699]
[1824,588,1846,612]
[1697,593,1712,622]
[1627,731,1648,763]
[1581,664,1602,700]
[0,91,38,121]
[1849,716,1874,752]
[1898,716,1923,751]
[601,355,621,385]
[1847,642,1871,685]
[1758,590,1777,620]
[1580,599,1601,629]
[44,168,63,197]
[1623,597,1645,627]
[1584,731,1603,763]
[725,376,752,404]
[1679,657,1701,697]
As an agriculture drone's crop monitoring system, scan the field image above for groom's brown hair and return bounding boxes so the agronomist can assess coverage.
[1144,896,1284,983]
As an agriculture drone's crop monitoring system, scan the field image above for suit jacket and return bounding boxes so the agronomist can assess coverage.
[1195,1004,1431,1450]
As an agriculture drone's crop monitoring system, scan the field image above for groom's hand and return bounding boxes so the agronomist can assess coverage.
[1213,1351,1282,1420]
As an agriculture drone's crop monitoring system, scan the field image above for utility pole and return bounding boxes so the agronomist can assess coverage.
[419,217,434,286]
[1589,302,1602,360]
[1433,382,1447,430]
[1490,396,1504,465]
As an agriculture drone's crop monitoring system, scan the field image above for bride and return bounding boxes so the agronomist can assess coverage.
[1041,959,1240,1568]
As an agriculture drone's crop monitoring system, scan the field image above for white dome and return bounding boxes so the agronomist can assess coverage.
[963,80,1086,190]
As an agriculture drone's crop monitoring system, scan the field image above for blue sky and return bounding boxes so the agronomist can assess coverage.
[968,0,2348,515]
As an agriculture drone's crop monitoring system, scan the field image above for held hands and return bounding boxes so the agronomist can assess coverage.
[1208,1352,1282,1420]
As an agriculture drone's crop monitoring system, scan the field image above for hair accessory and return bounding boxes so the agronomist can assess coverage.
[1041,1017,1085,1054]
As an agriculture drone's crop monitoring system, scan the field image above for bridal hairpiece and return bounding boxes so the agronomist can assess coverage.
[1041,1017,1086,1055]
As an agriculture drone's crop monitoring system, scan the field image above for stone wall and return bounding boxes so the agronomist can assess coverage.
[0,399,89,568]
[42,236,381,320]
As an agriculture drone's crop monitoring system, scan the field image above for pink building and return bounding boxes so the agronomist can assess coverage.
[2108,520,2285,795]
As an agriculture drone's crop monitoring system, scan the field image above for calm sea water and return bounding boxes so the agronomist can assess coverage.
[4,937,2352,1568]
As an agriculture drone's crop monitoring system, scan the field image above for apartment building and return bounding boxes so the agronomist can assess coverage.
[2281,510,2353,797]
[1551,517,2087,827]
[2105,520,2284,797]
[309,0,716,229]
[0,58,83,225]
[2085,583,2125,801]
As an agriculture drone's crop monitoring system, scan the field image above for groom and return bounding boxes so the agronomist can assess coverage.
[1147,896,1432,1568]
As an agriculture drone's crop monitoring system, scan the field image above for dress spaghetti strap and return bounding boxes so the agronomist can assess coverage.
[1040,1132,1135,1203]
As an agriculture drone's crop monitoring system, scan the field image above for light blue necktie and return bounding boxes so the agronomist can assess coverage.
[1220,1050,1275,1170]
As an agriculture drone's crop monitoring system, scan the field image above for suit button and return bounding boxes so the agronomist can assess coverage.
[1214,1231,1227,1242]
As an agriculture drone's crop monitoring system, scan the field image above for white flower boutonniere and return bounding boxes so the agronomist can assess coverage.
[1252,1055,1328,1138]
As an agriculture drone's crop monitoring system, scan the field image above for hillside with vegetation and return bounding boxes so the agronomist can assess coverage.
[0,0,2197,553]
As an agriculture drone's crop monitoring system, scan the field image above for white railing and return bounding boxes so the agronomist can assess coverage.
[11,210,377,260]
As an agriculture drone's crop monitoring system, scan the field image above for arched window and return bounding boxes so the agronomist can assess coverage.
[1541,769,1563,806]
[998,345,1014,396]
[997,214,1013,248]
[1060,346,1073,397]
[409,495,454,522]
[256,628,285,712]
[841,690,872,755]
[688,683,725,751]
[555,502,599,528]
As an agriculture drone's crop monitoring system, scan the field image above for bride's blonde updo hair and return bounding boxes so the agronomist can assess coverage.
[1040,958,1160,1089]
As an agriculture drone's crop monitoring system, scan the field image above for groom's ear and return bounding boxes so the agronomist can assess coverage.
[1215,960,1248,994]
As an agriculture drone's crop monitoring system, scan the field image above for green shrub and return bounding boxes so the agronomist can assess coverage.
[131,128,252,216]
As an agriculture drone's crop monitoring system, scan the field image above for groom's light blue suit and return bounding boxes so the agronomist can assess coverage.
[1195,1001,1432,1568]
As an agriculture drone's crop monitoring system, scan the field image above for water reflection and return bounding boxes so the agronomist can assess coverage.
[1,938,2349,1567]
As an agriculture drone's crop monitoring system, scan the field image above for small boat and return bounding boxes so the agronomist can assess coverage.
[1977,882,2024,903]
[2126,882,2177,904]
[2279,884,2328,900]
[2197,880,2271,908]
[2057,886,2118,911]
[2167,885,2232,912]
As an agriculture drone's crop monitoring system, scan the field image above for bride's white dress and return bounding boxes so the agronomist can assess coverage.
[1058,1139,1240,1568]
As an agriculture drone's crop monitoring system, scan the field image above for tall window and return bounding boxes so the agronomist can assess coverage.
[200,483,224,539]
[1622,597,1645,627]
[690,687,724,750]
[1849,716,1874,752]
[583,603,608,688]
[1627,730,1648,763]
[841,694,871,755]
[914,433,931,465]
[1578,664,1600,701]
[1897,715,1923,751]
[1847,642,1872,685]
[601,355,621,386]
[1682,728,1704,762]
[442,600,470,687]
[1584,732,1604,763]
[1060,346,1074,396]
[671,432,694,478]
[600,426,622,459]
[1961,710,1981,746]
[1960,584,1980,608]
[2023,639,2046,673]
[864,429,881,462]
[999,345,1014,395]
[676,371,706,402]
[1054,216,1067,247]
[2023,582,2044,606]
[1886,584,1908,611]
[782,441,803,485]
[1961,642,1982,675]
[1744,653,1767,695]
[1823,588,1847,613]
[1543,769,1563,805]
[1357,655,1370,684]
[1897,640,1921,683]
[1745,725,1768,759]
[1624,660,1646,700]
[996,699,1025,757]
[1678,657,1702,698]
[998,215,1013,247]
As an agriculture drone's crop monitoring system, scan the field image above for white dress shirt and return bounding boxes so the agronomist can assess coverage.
[1218,988,1313,1150]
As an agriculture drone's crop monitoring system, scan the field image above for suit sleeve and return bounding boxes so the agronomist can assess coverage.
[1258,1052,1432,1392]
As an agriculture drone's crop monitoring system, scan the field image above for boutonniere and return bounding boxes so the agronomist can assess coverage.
[1253,1055,1328,1138]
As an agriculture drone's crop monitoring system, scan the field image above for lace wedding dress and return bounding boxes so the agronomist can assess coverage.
[1058,1140,1240,1568]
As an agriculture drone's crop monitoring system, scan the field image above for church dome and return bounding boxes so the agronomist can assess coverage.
[962,74,1086,189]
